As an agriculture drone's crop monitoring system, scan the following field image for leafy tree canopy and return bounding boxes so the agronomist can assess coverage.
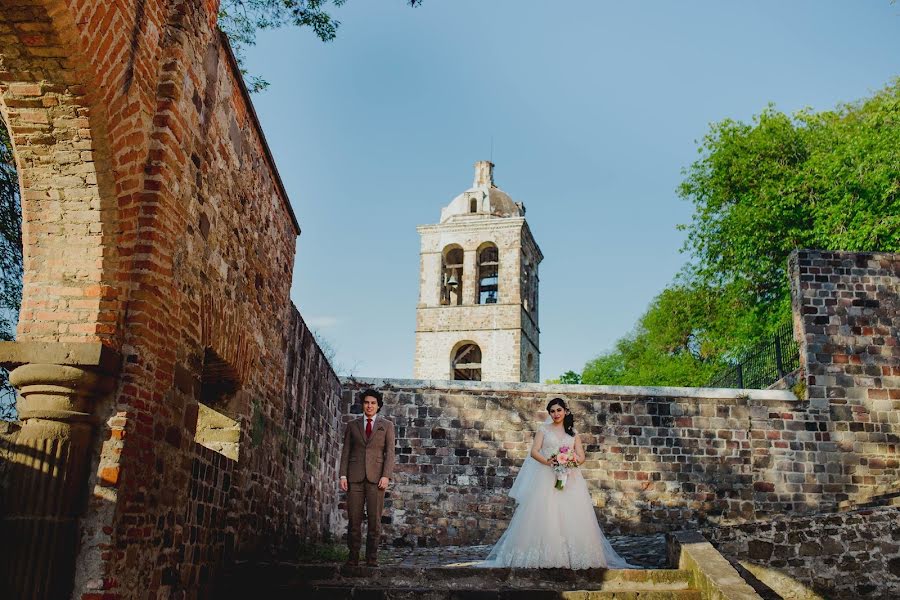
[219,0,422,92]
[0,118,21,420]
[0,119,20,343]
[545,370,581,385]
[572,79,900,386]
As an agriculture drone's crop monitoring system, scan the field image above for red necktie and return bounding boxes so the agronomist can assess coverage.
[366,418,372,438]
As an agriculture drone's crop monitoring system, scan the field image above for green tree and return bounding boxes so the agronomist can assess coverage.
[679,80,900,335]
[577,79,900,387]
[581,286,723,387]
[545,370,581,385]
[0,118,22,420]
[219,0,422,92]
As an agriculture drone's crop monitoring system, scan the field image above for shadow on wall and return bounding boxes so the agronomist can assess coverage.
[0,418,239,599]
[0,424,89,599]
[703,502,900,600]
[337,379,899,553]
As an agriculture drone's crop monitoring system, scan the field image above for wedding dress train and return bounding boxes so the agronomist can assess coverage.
[480,423,634,569]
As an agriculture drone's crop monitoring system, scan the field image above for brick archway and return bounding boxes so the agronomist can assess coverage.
[0,3,314,599]
[0,0,123,345]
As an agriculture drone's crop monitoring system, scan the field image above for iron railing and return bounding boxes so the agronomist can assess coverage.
[708,323,800,389]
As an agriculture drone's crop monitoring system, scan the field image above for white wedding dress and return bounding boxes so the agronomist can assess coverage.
[481,423,634,569]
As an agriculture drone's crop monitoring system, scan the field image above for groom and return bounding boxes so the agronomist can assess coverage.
[339,388,395,567]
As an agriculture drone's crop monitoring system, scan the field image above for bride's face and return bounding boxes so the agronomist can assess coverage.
[548,404,565,423]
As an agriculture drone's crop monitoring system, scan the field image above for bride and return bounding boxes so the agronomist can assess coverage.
[481,398,635,569]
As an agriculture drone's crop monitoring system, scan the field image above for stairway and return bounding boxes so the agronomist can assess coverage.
[227,564,703,599]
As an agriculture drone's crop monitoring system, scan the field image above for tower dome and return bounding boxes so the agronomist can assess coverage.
[439,161,525,223]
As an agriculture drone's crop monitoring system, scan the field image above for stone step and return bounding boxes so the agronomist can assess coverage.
[303,588,702,600]
[295,565,693,591]
[218,565,703,600]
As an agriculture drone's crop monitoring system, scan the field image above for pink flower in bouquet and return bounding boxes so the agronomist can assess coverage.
[551,444,579,489]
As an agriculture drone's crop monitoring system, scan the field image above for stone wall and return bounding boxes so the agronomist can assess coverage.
[339,378,806,547]
[0,2,342,599]
[703,505,900,599]
[99,305,341,599]
[790,250,900,502]
[334,251,900,551]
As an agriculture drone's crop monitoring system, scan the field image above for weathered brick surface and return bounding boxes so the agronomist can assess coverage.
[414,162,542,382]
[2,2,897,597]
[704,505,900,599]
[1,2,340,599]
[340,379,807,546]
[790,250,900,500]
[336,251,900,551]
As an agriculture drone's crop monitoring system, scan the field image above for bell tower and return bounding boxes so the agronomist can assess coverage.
[414,161,542,382]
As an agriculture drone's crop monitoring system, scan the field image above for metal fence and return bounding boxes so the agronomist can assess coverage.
[707,323,800,389]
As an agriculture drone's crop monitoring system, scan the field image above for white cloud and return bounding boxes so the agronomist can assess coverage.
[306,316,341,329]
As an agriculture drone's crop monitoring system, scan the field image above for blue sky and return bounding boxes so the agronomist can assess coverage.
[243,1,899,380]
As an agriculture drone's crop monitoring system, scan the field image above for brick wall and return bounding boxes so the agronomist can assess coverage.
[415,213,542,382]
[704,505,900,599]
[1,2,342,599]
[74,302,341,600]
[335,251,900,550]
[340,379,810,547]
[141,306,342,597]
[231,307,343,556]
[790,250,900,501]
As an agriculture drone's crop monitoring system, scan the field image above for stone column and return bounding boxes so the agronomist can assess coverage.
[463,249,478,304]
[0,342,120,600]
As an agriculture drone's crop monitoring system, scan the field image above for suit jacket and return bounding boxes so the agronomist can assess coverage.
[339,416,395,484]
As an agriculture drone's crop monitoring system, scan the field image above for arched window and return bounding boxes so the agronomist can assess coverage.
[452,343,482,381]
[526,352,534,377]
[441,246,464,306]
[470,198,478,213]
[477,244,499,304]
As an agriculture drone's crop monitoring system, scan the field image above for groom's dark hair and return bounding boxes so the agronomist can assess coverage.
[360,388,384,411]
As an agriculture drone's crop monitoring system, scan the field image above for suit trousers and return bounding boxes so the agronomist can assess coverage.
[347,480,385,558]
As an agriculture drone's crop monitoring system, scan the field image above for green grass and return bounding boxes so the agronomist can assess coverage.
[297,542,394,563]
[298,543,349,563]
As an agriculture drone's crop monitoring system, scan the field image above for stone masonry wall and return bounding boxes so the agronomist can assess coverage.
[340,378,809,547]
[68,6,303,595]
[704,505,900,600]
[333,251,900,551]
[106,305,341,598]
[790,250,900,502]
[415,217,541,382]
[0,2,341,599]
[239,306,343,552]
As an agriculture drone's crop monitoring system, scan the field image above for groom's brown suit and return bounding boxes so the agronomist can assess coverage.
[339,416,395,560]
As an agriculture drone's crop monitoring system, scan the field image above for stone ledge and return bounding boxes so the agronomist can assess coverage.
[669,531,763,600]
[417,217,527,235]
[341,377,798,402]
[0,341,121,375]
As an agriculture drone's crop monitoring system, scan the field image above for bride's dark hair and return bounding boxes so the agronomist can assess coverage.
[546,397,575,437]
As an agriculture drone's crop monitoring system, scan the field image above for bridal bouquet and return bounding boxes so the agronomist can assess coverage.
[550,445,579,490]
